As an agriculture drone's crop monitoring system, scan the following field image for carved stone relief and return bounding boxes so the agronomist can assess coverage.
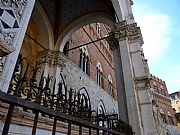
[36,49,66,68]
[0,0,28,77]
[0,56,5,75]
[114,21,144,44]
[134,76,151,91]
[106,32,119,50]
[0,0,27,54]
[0,0,27,21]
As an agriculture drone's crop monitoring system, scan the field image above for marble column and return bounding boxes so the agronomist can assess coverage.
[0,0,35,92]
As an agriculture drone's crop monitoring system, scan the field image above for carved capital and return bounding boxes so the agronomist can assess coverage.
[53,51,66,67]
[106,32,119,50]
[114,21,144,44]
[36,49,66,67]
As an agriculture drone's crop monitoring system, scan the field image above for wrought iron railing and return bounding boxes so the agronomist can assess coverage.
[0,55,133,135]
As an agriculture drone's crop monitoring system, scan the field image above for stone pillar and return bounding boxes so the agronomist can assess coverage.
[127,23,158,135]
[114,20,158,135]
[36,49,66,92]
[0,0,35,92]
[107,34,128,123]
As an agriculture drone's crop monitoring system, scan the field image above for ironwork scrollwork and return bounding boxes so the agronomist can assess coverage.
[8,54,133,135]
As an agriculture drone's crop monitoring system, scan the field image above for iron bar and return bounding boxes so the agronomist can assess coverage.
[2,104,15,135]
[2,58,24,135]
[97,129,99,135]
[52,118,57,135]
[68,123,71,135]
[79,126,82,135]
[89,128,91,135]
[32,112,39,135]
[0,90,126,135]
[64,36,109,52]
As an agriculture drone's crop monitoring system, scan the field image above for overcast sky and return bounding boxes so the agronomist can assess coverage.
[132,0,180,94]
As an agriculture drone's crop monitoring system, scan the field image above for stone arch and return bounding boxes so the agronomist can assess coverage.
[19,1,54,76]
[35,1,54,50]
[56,12,116,52]
[21,1,54,51]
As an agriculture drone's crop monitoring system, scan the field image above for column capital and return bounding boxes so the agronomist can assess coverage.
[106,32,119,50]
[36,49,66,67]
[114,20,144,44]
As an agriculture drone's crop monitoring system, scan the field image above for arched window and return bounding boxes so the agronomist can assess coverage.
[160,109,167,123]
[108,75,113,96]
[63,41,69,56]
[96,62,103,88]
[96,23,101,34]
[79,46,89,74]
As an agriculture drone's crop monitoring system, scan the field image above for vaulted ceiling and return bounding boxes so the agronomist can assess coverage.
[38,0,116,41]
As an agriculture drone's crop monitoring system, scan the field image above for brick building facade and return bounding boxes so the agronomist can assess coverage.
[150,74,177,125]
[64,23,117,98]
[170,91,180,131]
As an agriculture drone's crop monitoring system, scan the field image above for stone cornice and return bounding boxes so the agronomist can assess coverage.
[114,20,144,44]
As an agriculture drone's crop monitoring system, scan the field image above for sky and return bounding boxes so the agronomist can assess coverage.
[132,0,180,94]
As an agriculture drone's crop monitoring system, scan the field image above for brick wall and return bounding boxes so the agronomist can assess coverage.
[64,23,117,99]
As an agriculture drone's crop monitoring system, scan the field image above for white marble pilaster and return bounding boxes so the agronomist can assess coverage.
[107,35,128,123]
[127,23,158,135]
[112,20,149,135]
[0,0,36,92]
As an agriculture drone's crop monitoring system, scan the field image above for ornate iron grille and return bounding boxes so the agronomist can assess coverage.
[0,55,133,135]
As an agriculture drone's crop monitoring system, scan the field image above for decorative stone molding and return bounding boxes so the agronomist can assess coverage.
[114,20,144,44]
[0,0,28,56]
[0,0,27,21]
[134,76,151,91]
[36,49,66,67]
[140,48,150,75]
[106,32,119,50]
[0,56,5,75]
